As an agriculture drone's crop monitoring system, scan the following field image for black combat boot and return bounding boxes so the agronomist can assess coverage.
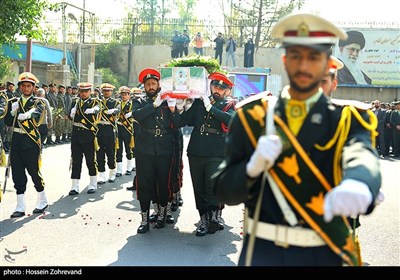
[196,213,208,237]
[55,136,61,144]
[166,202,174,224]
[178,191,183,206]
[149,203,159,222]
[171,193,178,212]
[217,209,224,230]
[46,136,54,145]
[207,210,220,234]
[137,211,150,234]
[154,205,167,229]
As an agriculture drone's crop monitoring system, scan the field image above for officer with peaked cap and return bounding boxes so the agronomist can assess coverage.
[320,55,344,97]
[96,83,120,184]
[180,71,235,236]
[4,72,48,218]
[68,82,101,195]
[132,68,180,233]
[214,13,381,266]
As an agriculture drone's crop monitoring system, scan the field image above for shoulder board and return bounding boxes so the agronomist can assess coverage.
[235,91,271,109]
[330,98,372,111]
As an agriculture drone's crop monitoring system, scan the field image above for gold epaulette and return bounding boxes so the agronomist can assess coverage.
[235,91,271,109]
[330,98,372,111]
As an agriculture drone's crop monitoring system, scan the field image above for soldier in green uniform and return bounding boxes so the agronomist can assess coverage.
[5,72,48,218]
[115,86,135,177]
[213,13,382,266]
[54,84,66,144]
[96,83,120,184]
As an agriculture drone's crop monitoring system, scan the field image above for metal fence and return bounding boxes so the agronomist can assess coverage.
[45,17,400,46]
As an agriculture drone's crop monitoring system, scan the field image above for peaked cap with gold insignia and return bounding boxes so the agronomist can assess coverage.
[118,86,131,94]
[100,83,115,91]
[77,82,93,91]
[271,13,348,51]
[17,72,39,86]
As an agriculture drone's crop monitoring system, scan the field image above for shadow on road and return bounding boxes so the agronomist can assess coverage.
[110,223,241,266]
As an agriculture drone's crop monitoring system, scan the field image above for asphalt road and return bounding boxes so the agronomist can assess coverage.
[0,136,399,268]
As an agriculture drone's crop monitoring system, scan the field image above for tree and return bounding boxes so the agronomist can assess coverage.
[229,0,304,48]
[0,0,56,80]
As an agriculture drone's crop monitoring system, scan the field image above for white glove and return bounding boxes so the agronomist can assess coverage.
[167,98,177,108]
[11,102,19,115]
[153,94,162,108]
[176,99,185,111]
[17,108,36,121]
[105,108,117,115]
[125,112,132,118]
[184,98,194,111]
[323,179,373,223]
[70,104,77,118]
[246,135,283,178]
[84,105,99,114]
[202,96,212,112]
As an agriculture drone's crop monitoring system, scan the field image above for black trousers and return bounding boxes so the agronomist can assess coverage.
[116,130,133,162]
[11,144,44,195]
[71,139,97,179]
[96,134,116,171]
[188,155,223,215]
[135,151,173,211]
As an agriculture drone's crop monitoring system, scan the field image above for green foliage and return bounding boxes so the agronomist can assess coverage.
[0,0,56,45]
[0,54,13,81]
[0,0,57,80]
[96,43,117,69]
[166,55,225,74]
[97,67,128,91]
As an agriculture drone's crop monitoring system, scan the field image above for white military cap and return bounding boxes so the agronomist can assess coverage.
[329,55,344,74]
[271,13,348,51]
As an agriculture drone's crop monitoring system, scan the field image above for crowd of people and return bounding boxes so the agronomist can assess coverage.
[169,30,255,68]
[0,12,389,267]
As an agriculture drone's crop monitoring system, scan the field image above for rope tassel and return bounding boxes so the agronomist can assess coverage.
[129,135,135,148]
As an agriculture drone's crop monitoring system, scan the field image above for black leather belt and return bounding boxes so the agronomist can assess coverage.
[196,125,225,137]
[141,127,171,136]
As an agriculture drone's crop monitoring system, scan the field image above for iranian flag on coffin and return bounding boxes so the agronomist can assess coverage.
[160,67,208,99]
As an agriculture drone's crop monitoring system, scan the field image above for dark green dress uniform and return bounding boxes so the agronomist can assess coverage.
[132,95,180,214]
[116,98,135,174]
[181,96,235,234]
[69,97,101,182]
[0,89,8,202]
[97,96,120,180]
[5,96,45,195]
[213,91,381,266]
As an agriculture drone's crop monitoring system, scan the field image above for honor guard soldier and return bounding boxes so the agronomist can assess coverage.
[5,72,48,217]
[69,82,101,195]
[115,86,135,177]
[321,55,344,98]
[97,83,120,184]
[0,84,8,202]
[180,72,235,236]
[132,68,180,233]
[214,13,382,266]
